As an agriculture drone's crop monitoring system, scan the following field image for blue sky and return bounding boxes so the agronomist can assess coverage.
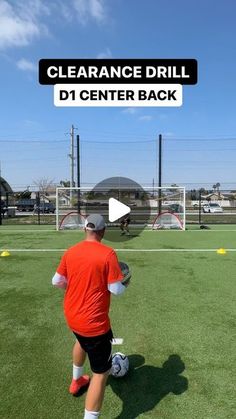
[1,0,236,190]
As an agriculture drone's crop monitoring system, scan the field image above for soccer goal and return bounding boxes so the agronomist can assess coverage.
[149,186,185,230]
[55,186,185,231]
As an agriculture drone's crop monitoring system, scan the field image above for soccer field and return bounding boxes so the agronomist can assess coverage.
[0,227,235,419]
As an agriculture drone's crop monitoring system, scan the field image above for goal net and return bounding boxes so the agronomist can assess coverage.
[59,212,86,230]
[152,212,183,229]
[56,186,185,230]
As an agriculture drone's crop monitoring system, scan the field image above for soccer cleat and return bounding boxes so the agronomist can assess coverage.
[69,375,90,395]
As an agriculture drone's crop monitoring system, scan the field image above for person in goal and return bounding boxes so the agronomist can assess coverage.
[120,214,131,236]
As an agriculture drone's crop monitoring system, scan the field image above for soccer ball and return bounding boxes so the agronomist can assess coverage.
[119,262,131,285]
[111,352,129,378]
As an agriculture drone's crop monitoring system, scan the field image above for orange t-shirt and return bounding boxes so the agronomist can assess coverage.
[56,240,123,337]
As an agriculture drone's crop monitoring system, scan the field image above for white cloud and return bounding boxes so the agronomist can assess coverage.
[58,2,73,22]
[163,132,174,137]
[22,119,41,129]
[139,115,153,121]
[0,0,49,50]
[90,0,105,21]
[0,0,108,50]
[122,108,137,115]
[18,0,51,19]
[73,0,106,23]
[97,47,112,59]
[17,58,37,71]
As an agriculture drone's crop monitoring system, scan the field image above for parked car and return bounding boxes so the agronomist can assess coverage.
[16,199,36,211]
[203,203,223,213]
[35,202,55,213]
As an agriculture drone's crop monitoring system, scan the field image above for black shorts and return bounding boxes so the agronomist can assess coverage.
[73,329,113,374]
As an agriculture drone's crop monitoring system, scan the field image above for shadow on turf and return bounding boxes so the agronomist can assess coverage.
[104,231,140,242]
[108,354,188,419]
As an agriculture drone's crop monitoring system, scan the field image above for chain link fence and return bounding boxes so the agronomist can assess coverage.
[1,186,236,226]
[0,191,56,226]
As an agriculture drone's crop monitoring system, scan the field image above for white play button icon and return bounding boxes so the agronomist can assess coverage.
[108,198,130,222]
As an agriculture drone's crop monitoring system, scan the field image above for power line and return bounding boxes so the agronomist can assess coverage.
[0,129,64,139]
[81,139,155,143]
[164,137,236,141]
[0,139,156,144]
[2,137,236,144]
[0,139,68,143]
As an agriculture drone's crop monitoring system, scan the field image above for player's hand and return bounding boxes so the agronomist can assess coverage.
[122,277,131,287]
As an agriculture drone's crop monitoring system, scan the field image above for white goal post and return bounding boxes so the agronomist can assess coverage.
[56,186,186,231]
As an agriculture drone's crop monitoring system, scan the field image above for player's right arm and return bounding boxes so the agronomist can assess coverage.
[52,272,68,289]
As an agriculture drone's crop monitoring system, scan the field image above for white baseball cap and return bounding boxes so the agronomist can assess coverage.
[85,214,106,231]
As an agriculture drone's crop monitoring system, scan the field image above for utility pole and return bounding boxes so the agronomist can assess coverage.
[198,189,202,225]
[69,124,75,206]
[0,161,2,225]
[76,134,81,213]
[158,134,162,215]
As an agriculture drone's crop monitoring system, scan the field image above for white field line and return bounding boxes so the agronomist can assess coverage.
[112,338,124,345]
[2,229,236,233]
[116,248,236,252]
[0,230,56,232]
[1,248,236,252]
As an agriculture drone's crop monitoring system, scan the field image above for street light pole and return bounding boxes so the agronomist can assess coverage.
[0,161,2,226]
[69,125,75,206]
[77,134,81,213]
[158,134,162,215]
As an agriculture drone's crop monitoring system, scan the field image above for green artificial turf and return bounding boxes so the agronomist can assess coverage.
[0,228,235,418]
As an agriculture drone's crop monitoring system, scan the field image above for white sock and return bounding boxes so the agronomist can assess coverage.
[84,410,100,419]
[72,364,83,380]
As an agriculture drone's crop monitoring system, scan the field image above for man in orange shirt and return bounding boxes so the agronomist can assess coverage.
[52,214,129,419]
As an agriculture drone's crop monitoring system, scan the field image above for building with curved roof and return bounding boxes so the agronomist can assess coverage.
[0,177,13,195]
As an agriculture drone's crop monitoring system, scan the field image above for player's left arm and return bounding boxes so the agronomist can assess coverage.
[52,252,68,289]
[108,281,126,295]
[106,251,127,296]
